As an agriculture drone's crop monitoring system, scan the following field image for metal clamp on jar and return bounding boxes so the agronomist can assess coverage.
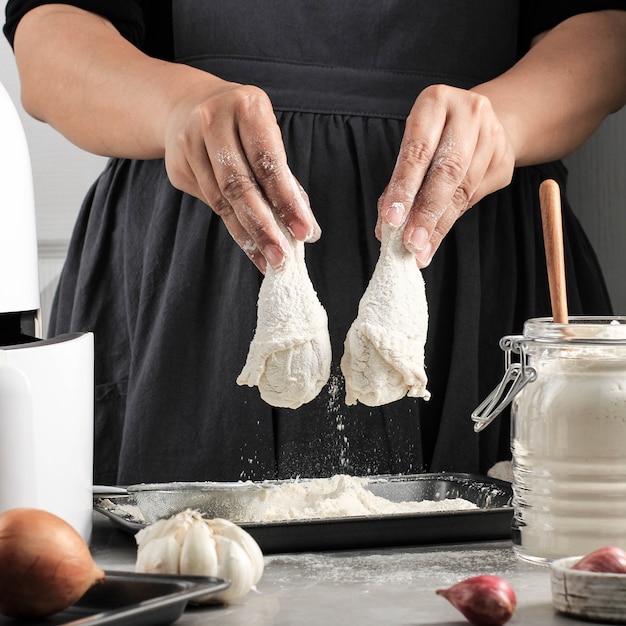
[473,316,626,564]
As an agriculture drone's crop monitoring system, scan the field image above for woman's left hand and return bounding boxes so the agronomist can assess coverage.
[378,10,626,269]
[377,84,515,268]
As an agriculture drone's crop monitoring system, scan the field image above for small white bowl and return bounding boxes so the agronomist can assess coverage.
[551,556,626,623]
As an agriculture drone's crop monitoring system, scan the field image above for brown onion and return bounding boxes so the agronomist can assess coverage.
[436,574,517,626]
[0,508,105,618]
[572,546,626,573]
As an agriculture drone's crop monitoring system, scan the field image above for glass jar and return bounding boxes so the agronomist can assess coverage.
[473,317,626,563]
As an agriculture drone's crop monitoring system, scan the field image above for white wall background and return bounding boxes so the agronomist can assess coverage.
[1,3,106,334]
[564,114,626,314]
[1,3,626,327]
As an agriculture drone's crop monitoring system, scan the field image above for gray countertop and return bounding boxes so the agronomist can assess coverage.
[90,511,600,626]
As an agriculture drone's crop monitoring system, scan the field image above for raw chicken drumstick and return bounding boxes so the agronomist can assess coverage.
[237,234,331,409]
[341,222,430,406]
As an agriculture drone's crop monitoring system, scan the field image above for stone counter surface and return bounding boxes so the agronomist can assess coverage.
[89,512,605,626]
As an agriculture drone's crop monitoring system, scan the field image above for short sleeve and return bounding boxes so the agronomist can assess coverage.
[520,0,626,51]
[3,0,173,59]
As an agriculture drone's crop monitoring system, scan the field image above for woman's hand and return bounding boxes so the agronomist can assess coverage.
[377,10,626,269]
[164,81,320,273]
[13,5,319,274]
[377,84,515,268]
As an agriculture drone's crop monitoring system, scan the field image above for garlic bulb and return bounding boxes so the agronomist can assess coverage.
[135,510,264,602]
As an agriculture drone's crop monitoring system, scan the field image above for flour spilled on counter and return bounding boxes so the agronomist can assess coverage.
[264,547,518,587]
[245,474,477,522]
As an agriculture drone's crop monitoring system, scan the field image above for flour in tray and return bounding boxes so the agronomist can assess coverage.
[245,474,477,522]
[99,497,145,522]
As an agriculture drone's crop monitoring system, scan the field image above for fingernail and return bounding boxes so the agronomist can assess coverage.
[306,221,322,243]
[265,244,286,270]
[287,220,309,241]
[408,226,430,251]
[287,216,321,242]
[416,241,433,267]
[385,202,406,227]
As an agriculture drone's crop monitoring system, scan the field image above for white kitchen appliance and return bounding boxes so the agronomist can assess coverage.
[0,80,94,541]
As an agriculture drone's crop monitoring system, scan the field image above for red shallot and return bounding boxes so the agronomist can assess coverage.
[0,508,105,618]
[572,545,626,573]
[436,574,517,626]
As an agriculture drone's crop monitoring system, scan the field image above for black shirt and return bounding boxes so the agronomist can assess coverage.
[5,0,626,60]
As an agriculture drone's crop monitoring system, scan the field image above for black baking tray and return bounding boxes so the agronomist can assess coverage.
[0,572,229,626]
[95,473,513,554]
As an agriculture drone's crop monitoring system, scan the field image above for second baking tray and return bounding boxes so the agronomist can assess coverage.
[95,473,513,554]
[0,571,229,626]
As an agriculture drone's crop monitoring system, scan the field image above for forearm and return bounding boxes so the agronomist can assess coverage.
[13,4,221,159]
[13,4,321,270]
[474,10,626,167]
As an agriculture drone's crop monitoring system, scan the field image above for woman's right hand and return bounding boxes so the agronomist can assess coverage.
[164,80,320,272]
[13,5,319,273]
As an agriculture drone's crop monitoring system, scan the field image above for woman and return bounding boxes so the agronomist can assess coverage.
[4,1,626,484]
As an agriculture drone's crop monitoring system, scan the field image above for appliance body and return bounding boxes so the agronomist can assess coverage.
[0,80,94,541]
[0,334,94,540]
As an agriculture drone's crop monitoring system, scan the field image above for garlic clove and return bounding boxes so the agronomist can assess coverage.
[436,575,516,626]
[212,535,256,602]
[136,535,181,574]
[136,512,188,545]
[572,546,626,573]
[208,518,264,584]
[179,518,219,576]
[135,517,167,544]
[169,509,201,546]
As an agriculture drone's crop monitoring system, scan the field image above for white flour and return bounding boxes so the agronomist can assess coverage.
[245,474,476,522]
[513,339,626,560]
[264,548,518,587]
[99,498,145,521]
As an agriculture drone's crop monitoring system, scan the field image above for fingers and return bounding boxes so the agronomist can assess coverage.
[237,104,320,242]
[377,91,447,234]
[165,83,320,272]
[379,85,515,268]
[405,124,482,265]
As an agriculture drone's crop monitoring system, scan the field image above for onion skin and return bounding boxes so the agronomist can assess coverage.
[572,546,626,573]
[436,575,517,626]
[0,508,105,618]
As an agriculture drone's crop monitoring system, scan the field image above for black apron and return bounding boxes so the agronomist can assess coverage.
[50,1,611,484]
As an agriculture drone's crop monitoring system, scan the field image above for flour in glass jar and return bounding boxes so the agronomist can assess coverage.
[511,318,626,562]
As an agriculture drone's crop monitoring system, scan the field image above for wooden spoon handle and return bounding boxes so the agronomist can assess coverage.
[539,179,568,324]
